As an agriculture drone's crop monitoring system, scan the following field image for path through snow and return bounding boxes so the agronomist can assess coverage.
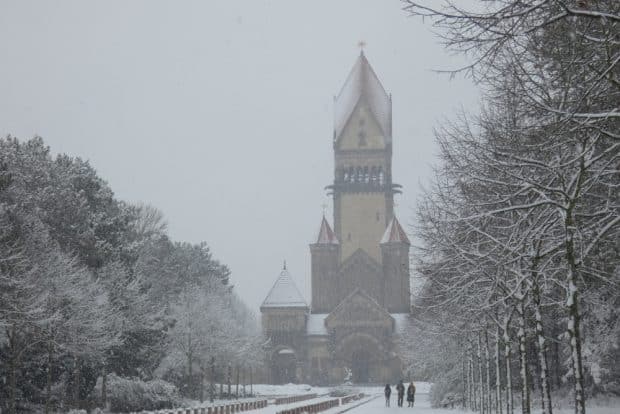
[323,388,434,414]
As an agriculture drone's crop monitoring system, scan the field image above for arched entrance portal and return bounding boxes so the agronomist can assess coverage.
[351,349,371,383]
[335,333,384,384]
[272,348,297,384]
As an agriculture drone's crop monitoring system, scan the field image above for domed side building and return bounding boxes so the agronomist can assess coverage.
[261,52,411,385]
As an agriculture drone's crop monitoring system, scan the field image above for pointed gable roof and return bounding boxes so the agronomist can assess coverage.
[380,216,410,245]
[340,248,382,275]
[261,265,308,309]
[334,51,391,142]
[325,288,394,330]
[315,216,339,245]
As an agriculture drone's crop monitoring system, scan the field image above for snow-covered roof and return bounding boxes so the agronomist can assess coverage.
[334,51,391,142]
[380,216,410,245]
[315,216,339,245]
[306,314,328,336]
[261,267,308,309]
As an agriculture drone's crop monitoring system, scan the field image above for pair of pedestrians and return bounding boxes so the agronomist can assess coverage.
[385,380,416,407]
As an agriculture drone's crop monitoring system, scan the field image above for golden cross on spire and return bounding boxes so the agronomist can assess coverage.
[358,40,366,53]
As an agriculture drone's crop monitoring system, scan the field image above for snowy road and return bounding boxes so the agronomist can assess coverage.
[327,392,440,414]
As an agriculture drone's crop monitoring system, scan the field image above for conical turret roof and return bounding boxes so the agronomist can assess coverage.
[380,216,410,245]
[260,265,308,309]
[334,51,391,142]
[315,216,339,245]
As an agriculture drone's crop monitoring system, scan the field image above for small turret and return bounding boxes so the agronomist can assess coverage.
[310,216,340,313]
[380,217,411,312]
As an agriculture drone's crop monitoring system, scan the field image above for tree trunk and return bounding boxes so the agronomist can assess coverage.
[188,352,193,398]
[553,340,561,390]
[463,350,468,410]
[45,339,53,414]
[200,367,204,403]
[567,269,586,414]
[235,365,240,398]
[210,356,215,403]
[517,299,530,414]
[243,366,247,398]
[495,326,503,414]
[101,362,107,409]
[532,275,553,414]
[478,333,485,414]
[465,347,473,410]
[565,217,586,414]
[73,355,81,409]
[504,324,513,414]
[470,348,477,411]
[485,330,492,414]
[8,325,18,414]
[187,329,193,398]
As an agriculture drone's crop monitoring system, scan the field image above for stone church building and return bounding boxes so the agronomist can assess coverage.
[260,52,411,385]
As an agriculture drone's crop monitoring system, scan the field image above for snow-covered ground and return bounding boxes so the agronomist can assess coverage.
[317,390,620,414]
[251,383,332,397]
[244,383,618,414]
[178,384,619,414]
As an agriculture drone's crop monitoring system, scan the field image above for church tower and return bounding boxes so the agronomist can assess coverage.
[263,51,412,385]
[327,51,401,264]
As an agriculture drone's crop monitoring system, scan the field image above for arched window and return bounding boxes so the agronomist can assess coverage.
[378,168,384,185]
[364,167,369,183]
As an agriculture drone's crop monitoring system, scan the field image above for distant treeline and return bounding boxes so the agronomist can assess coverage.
[0,136,264,413]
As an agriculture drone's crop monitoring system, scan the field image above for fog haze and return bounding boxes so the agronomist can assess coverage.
[0,0,479,311]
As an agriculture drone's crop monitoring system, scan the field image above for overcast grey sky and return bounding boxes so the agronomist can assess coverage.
[0,0,479,312]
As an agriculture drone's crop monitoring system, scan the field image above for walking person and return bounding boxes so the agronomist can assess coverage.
[384,383,392,407]
[407,382,416,407]
[396,380,405,407]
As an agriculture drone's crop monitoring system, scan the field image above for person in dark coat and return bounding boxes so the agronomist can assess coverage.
[407,382,416,407]
[396,380,405,407]
[384,384,392,407]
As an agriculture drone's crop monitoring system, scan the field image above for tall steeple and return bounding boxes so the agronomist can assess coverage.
[333,51,392,144]
[327,52,401,264]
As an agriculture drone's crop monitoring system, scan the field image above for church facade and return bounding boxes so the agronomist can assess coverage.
[260,52,411,385]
